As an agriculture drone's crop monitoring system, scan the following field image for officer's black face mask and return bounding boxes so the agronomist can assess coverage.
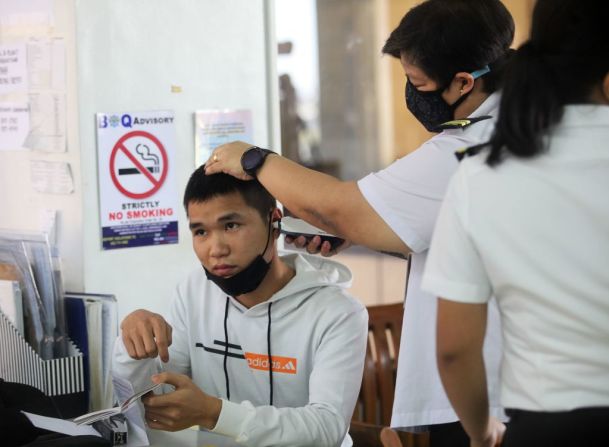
[405,66,491,132]
[203,213,275,297]
[405,78,470,132]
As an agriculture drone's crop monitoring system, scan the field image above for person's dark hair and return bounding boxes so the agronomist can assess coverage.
[382,0,514,93]
[183,166,276,219]
[487,0,609,166]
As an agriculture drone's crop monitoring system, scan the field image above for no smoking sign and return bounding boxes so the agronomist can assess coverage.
[109,130,168,199]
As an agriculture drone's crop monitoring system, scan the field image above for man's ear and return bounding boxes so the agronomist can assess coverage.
[452,72,476,96]
[271,207,283,237]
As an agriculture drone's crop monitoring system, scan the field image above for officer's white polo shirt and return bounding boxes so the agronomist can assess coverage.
[422,105,609,411]
[357,93,504,430]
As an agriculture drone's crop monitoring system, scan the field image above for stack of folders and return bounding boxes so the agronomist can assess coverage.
[0,230,68,360]
[0,230,87,403]
[64,292,118,412]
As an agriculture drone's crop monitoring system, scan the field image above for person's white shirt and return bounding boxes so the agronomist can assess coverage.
[357,93,504,430]
[422,105,609,411]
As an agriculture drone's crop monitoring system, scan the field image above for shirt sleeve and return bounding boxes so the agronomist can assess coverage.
[421,162,493,303]
[211,304,369,447]
[112,285,192,392]
[357,134,462,253]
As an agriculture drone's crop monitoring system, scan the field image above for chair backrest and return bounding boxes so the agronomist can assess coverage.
[353,302,403,426]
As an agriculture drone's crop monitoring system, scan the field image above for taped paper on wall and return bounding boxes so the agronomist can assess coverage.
[27,38,66,91]
[24,92,66,152]
[0,42,28,95]
[0,102,29,151]
[30,160,74,194]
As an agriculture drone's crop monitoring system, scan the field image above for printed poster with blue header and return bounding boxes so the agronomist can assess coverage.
[96,110,179,250]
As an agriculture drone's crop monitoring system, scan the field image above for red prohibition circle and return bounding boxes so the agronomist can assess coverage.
[109,130,169,199]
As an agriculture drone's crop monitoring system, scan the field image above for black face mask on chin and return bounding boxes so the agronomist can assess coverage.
[203,214,275,297]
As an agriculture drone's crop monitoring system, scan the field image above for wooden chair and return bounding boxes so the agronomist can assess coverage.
[349,303,429,447]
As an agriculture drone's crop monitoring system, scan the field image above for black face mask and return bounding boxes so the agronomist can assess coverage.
[405,66,490,132]
[204,214,275,297]
[405,78,470,132]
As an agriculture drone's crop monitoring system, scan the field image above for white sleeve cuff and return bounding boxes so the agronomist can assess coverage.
[210,399,255,439]
[421,274,491,303]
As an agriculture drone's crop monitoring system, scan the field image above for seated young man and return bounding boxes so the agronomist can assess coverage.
[112,166,368,447]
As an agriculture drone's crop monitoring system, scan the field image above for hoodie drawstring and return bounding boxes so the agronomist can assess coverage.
[223,297,230,400]
[267,301,273,405]
[222,297,274,406]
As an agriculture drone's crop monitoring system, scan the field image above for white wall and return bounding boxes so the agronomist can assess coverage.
[1,0,279,321]
[76,0,279,320]
[0,0,85,289]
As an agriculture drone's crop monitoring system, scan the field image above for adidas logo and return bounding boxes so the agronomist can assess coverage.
[244,352,298,374]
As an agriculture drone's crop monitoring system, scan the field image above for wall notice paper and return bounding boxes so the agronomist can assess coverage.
[0,0,54,29]
[27,37,66,90]
[0,102,29,151]
[24,92,66,152]
[0,42,28,95]
[194,109,253,166]
[30,160,74,194]
[96,110,179,250]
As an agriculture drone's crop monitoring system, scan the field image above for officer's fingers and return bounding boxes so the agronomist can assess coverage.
[293,235,308,248]
[320,241,336,257]
[306,236,323,254]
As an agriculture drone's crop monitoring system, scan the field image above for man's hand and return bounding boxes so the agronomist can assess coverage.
[470,417,506,447]
[285,234,352,257]
[120,309,173,362]
[204,141,255,180]
[143,372,222,431]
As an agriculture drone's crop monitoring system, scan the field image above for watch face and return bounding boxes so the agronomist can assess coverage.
[242,147,261,173]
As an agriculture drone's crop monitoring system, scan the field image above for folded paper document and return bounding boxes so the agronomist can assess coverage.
[73,382,161,426]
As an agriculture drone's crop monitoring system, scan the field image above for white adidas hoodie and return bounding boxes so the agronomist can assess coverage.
[113,253,368,447]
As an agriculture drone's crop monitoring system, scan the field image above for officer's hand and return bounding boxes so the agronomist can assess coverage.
[204,141,254,180]
[143,373,222,431]
[285,234,351,257]
[120,309,173,362]
[470,417,506,447]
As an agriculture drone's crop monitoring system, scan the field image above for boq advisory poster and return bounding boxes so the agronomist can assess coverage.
[96,110,179,250]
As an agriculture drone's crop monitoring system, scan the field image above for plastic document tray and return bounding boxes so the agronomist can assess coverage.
[0,309,85,397]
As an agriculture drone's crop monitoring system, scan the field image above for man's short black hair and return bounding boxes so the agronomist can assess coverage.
[382,0,514,92]
[183,166,276,220]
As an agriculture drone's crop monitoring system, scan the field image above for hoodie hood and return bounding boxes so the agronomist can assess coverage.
[230,253,353,318]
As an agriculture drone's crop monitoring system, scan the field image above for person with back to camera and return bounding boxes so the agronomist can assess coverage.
[421,1,609,446]
[112,167,368,447]
[205,1,514,445]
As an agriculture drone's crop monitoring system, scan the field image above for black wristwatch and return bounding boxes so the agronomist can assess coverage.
[240,146,275,177]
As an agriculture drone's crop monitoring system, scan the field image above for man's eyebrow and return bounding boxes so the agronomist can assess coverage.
[188,212,245,230]
[217,212,244,222]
